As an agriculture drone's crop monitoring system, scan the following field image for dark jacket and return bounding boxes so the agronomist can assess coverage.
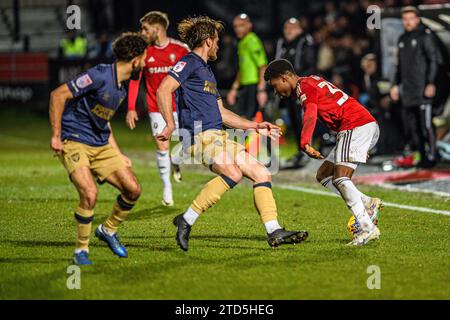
[394,23,439,107]
[275,33,317,76]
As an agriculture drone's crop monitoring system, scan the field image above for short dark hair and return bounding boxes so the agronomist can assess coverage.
[140,11,170,30]
[178,16,224,50]
[264,59,295,81]
[112,32,148,62]
[401,6,420,17]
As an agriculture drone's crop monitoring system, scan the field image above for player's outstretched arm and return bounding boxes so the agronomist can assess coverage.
[218,99,280,140]
[156,75,180,141]
[49,84,73,155]
[300,103,323,159]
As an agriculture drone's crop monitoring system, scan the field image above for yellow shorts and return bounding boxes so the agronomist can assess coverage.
[188,130,246,167]
[59,140,126,181]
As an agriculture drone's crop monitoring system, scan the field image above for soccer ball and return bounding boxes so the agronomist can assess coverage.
[346,211,379,239]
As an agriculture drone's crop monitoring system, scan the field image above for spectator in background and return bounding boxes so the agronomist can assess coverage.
[315,30,334,77]
[59,30,88,59]
[275,17,317,167]
[227,14,268,119]
[215,33,238,89]
[360,53,382,115]
[390,6,439,168]
[275,18,316,76]
[360,53,402,154]
[91,34,113,61]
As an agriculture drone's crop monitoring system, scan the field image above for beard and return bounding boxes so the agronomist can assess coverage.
[130,66,142,80]
[208,48,218,61]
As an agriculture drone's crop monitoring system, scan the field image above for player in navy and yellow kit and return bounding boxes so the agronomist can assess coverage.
[156,16,308,251]
[49,33,148,265]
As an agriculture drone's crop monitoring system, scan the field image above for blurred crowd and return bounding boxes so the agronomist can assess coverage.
[57,0,450,168]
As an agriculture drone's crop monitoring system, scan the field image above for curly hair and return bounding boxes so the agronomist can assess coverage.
[178,16,224,50]
[140,11,170,30]
[112,32,148,62]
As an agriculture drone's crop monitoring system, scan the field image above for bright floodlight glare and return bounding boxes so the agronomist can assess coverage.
[239,13,248,20]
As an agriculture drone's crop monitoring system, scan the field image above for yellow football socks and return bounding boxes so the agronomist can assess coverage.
[191,174,237,214]
[253,182,278,223]
[104,195,136,234]
[74,207,94,251]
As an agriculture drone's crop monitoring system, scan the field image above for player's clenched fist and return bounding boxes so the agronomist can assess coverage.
[256,121,282,140]
[126,110,139,130]
[304,144,324,159]
[50,135,64,155]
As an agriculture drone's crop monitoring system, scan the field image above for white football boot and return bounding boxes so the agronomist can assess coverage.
[348,225,380,246]
[162,188,174,207]
[365,198,383,223]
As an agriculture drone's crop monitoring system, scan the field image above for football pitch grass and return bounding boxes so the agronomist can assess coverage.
[0,110,449,300]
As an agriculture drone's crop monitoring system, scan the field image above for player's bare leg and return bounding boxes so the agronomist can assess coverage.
[236,150,308,247]
[70,166,98,265]
[154,137,175,206]
[316,160,382,217]
[95,167,141,257]
[332,164,380,245]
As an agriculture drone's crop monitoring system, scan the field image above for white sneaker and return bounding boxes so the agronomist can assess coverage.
[348,226,380,246]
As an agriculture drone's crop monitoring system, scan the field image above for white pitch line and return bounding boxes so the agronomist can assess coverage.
[278,184,450,217]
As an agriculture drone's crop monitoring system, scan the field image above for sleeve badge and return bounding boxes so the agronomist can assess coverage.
[173,61,187,73]
[75,74,93,89]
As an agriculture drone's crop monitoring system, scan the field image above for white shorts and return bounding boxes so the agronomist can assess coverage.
[149,112,179,137]
[326,121,379,169]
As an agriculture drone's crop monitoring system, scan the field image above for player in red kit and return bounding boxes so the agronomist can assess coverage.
[126,11,189,206]
[265,59,382,246]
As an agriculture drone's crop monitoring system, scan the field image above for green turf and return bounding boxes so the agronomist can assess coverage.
[0,110,449,300]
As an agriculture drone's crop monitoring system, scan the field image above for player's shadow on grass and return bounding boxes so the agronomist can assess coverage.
[0,257,69,264]
[121,243,179,252]
[126,234,267,242]
[5,240,74,248]
[6,198,118,204]
[126,205,180,222]
[192,234,267,242]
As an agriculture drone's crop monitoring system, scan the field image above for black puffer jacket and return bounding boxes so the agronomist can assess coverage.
[394,23,439,107]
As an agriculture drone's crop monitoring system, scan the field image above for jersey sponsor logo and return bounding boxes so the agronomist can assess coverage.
[203,81,217,95]
[173,61,186,73]
[75,74,93,89]
[148,66,173,74]
[90,104,115,121]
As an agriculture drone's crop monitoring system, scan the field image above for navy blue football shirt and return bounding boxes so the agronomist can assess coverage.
[62,63,127,146]
[168,52,223,143]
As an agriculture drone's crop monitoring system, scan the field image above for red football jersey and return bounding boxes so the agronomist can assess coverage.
[128,38,189,113]
[296,75,375,149]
